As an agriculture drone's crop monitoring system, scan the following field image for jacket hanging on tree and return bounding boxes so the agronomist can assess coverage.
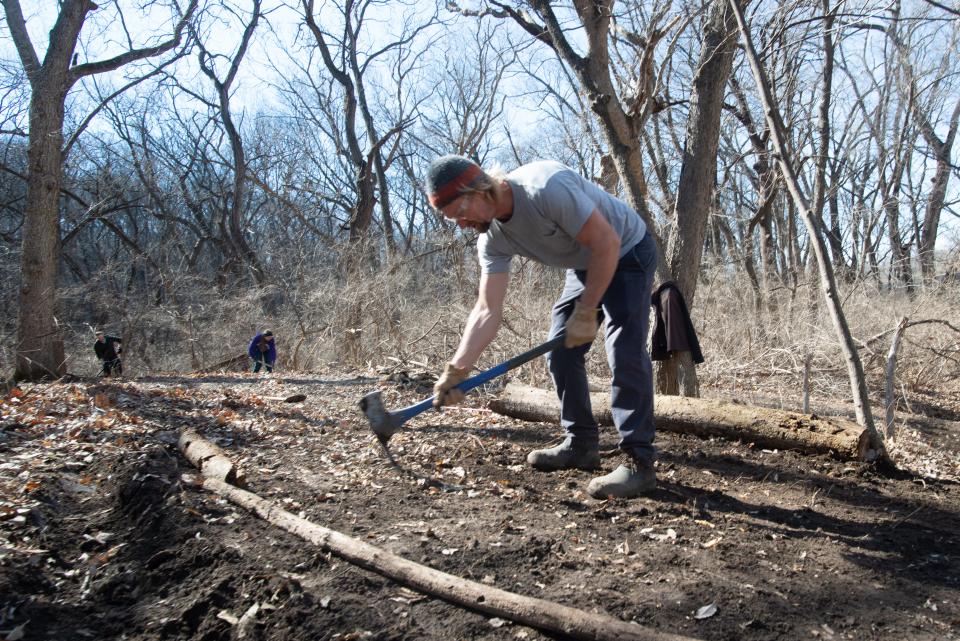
[651,282,704,364]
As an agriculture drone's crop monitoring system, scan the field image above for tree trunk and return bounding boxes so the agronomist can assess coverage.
[884,193,914,292]
[655,0,740,396]
[655,356,678,396]
[374,151,397,257]
[16,82,68,379]
[713,212,761,307]
[811,0,836,281]
[728,0,882,457]
[221,89,264,283]
[916,98,960,282]
[350,165,377,245]
[751,163,780,310]
[884,317,908,444]
[827,160,846,277]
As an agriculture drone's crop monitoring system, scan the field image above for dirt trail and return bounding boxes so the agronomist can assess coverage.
[1,372,958,640]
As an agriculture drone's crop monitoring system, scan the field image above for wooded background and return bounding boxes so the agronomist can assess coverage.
[0,1,957,414]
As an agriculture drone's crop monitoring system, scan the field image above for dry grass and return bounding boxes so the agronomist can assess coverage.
[695,268,960,406]
[4,255,959,440]
[1,249,958,481]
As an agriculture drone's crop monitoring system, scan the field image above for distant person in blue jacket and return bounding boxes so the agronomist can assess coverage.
[248,330,276,373]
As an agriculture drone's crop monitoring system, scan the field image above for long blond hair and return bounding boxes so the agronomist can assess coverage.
[458,164,507,200]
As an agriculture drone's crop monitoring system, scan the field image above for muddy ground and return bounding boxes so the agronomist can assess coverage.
[1,369,958,641]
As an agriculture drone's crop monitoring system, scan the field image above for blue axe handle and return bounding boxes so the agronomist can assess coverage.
[390,334,566,427]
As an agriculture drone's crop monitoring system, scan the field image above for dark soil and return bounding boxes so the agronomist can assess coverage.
[1,371,958,641]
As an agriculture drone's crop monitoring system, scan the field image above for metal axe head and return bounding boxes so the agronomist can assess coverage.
[359,390,402,445]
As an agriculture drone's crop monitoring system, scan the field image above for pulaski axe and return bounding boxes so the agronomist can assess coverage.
[359,334,565,446]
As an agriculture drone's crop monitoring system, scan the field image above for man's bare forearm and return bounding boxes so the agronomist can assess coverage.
[450,303,501,370]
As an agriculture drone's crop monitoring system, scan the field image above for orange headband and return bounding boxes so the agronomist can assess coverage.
[428,164,482,209]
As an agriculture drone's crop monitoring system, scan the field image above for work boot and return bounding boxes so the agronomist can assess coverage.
[587,456,656,499]
[527,437,600,471]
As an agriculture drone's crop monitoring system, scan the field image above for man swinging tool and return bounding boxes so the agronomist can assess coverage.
[427,155,659,499]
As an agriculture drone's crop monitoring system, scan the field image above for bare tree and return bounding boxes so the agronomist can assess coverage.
[885,8,960,282]
[108,97,241,284]
[725,76,781,307]
[416,22,515,161]
[193,0,265,284]
[451,0,670,271]
[655,0,742,396]
[2,0,197,380]
[832,1,959,292]
[300,0,429,262]
[728,0,882,454]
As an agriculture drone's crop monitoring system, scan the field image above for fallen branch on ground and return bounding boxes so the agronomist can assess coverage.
[196,354,249,373]
[178,431,700,641]
[178,429,244,485]
[264,394,307,403]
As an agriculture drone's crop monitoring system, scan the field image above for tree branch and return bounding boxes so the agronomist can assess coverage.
[68,0,198,81]
[921,0,960,17]
[0,0,40,80]
[63,54,184,161]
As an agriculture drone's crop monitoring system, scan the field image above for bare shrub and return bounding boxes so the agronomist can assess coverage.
[4,236,956,422]
[695,264,960,411]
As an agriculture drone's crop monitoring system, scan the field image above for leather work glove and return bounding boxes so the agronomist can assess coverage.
[564,301,600,348]
[433,362,469,408]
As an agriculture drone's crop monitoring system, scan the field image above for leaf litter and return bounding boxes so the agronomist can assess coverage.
[0,370,957,640]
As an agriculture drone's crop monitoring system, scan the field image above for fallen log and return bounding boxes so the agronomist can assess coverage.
[179,432,700,641]
[490,382,871,461]
[178,429,244,485]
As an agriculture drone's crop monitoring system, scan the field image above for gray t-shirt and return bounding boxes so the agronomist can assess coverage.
[478,161,647,274]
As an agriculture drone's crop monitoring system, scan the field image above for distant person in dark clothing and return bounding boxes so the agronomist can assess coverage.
[93,330,123,377]
[248,330,276,373]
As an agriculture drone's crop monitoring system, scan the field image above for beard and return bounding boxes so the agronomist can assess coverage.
[462,220,490,233]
